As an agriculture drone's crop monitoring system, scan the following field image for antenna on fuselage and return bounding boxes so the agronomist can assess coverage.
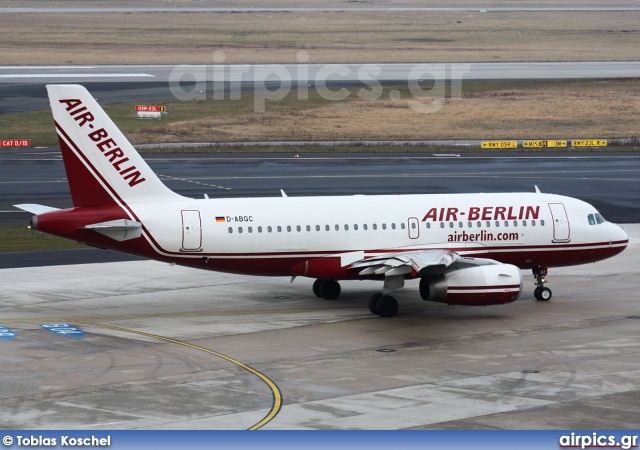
[535,185,541,194]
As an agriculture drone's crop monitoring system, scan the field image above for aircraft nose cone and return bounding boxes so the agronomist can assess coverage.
[616,224,629,246]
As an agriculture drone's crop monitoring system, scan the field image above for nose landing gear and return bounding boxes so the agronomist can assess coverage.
[532,267,552,301]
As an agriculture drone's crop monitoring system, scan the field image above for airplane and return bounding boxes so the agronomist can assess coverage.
[15,84,629,317]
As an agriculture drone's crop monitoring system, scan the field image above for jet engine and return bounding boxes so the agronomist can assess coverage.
[419,264,522,306]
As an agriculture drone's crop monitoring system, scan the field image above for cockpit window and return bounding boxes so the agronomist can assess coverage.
[588,213,606,225]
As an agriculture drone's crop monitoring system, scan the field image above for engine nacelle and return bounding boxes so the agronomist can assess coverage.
[420,264,523,306]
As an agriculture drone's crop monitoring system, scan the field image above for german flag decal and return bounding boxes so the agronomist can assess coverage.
[216,216,226,223]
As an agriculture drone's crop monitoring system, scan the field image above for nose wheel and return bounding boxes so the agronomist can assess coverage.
[532,267,552,301]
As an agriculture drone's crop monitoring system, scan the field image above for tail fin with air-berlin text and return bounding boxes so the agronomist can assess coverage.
[47,84,182,208]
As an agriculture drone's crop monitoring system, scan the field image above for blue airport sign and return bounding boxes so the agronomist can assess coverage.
[40,323,85,338]
[0,326,17,340]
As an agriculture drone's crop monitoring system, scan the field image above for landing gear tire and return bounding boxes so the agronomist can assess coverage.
[534,286,552,301]
[312,279,325,298]
[318,280,341,300]
[368,293,382,315]
[376,295,399,318]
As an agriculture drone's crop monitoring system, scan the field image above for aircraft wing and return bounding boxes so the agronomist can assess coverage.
[350,249,500,277]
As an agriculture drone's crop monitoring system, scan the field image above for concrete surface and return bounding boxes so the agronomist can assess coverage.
[0,225,638,429]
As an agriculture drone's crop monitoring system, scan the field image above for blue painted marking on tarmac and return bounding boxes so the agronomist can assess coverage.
[40,323,85,338]
[0,326,17,340]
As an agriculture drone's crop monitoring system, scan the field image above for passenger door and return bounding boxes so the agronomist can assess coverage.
[548,203,570,242]
[181,210,202,251]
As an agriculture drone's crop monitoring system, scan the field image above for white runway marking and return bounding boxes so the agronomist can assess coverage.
[0,74,154,78]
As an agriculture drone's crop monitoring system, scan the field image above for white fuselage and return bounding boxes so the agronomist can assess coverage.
[127,191,627,277]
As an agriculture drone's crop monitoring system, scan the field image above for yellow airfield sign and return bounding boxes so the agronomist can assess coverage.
[571,140,607,147]
[481,141,518,149]
[523,140,567,148]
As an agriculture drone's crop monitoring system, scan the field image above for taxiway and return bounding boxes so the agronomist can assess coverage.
[1,225,638,429]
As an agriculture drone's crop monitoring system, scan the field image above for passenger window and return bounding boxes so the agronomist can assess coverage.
[468,221,472,228]
[277,226,282,232]
[382,223,387,230]
[316,225,320,231]
[306,225,311,232]
[541,220,545,226]
[258,226,262,233]
[495,221,500,227]
[531,220,536,226]
[425,222,430,229]
[268,226,272,233]
[296,225,301,232]
[335,224,339,231]
[440,222,444,229]
[401,223,406,230]
[364,224,368,230]
[354,224,359,230]
[373,224,377,230]
[238,227,243,234]
[345,224,349,231]
[325,225,330,231]
[523,221,527,227]
[477,221,481,227]
[287,226,292,232]
[513,221,517,227]
[449,222,454,228]
[248,227,253,233]
[392,223,396,230]
[228,227,233,234]
[486,221,491,227]
[411,223,416,229]
[504,221,508,227]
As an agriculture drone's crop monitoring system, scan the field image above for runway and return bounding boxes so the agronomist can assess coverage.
[3,151,640,228]
[2,61,640,114]
[1,225,638,429]
[3,7,640,13]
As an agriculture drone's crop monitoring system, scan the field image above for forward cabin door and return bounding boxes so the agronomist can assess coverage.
[181,210,202,251]
[548,203,570,242]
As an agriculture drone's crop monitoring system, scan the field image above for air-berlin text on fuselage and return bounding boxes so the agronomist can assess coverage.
[58,98,146,187]
[422,206,540,222]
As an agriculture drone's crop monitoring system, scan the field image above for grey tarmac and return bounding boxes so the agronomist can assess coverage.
[1,225,638,429]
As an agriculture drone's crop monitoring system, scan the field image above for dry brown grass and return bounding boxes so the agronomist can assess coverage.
[124,79,640,143]
[1,5,639,64]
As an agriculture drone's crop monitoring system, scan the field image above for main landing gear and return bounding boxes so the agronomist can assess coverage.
[311,279,399,317]
[368,293,398,318]
[312,279,341,300]
[532,267,552,301]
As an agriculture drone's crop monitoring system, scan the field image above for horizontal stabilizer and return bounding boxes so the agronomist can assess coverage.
[81,219,142,242]
[13,204,61,215]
